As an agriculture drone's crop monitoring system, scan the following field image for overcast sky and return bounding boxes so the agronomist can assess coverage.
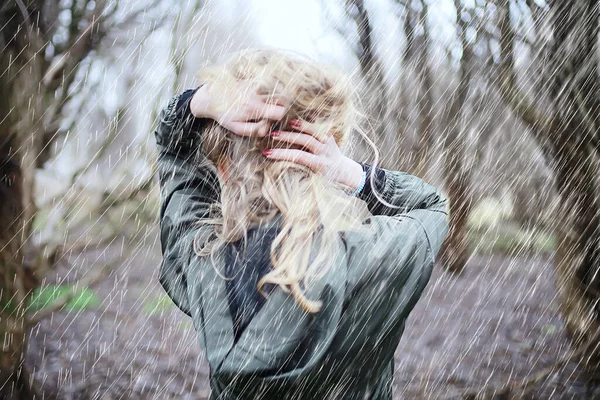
[251,0,458,71]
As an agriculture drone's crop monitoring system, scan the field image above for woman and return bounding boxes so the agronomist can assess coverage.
[155,49,449,400]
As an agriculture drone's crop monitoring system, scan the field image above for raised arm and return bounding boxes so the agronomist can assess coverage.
[155,89,219,317]
[258,121,448,255]
[155,83,292,316]
[356,164,449,259]
[328,167,449,373]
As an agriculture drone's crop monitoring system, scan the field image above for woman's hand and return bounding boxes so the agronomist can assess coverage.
[190,83,287,137]
[262,120,364,191]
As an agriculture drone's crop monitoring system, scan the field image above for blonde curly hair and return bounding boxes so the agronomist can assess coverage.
[193,48,374,313]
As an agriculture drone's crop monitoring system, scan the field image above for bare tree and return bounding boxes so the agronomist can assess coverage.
[497,0,600,367]
[344,0,396,168]
[436,0,475,274]
[0,1,168,397]
[404,0,436,179]
[0,114,33,398]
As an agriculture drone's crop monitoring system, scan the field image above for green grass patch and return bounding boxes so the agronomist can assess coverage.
[0,298,16,314]
[32,208,52,232]
[469,227,556,255]
[466,196,555,255]
[27,284,101,313]
[468,197,513,230]
[143,294,176,315]
[543,324,557,335]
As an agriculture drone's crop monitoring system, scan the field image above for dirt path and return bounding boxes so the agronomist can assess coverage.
[395,255,598,399]
[25,240,600,399]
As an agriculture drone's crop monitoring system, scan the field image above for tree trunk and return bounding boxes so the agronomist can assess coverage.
[547,0,600,367]
[0,138,36,399]
[498,0,600,368]
[438,1,473,274]
[553,144,600,367]
[0,56,35,400]
[0,6,45,398]
[407,1,435,179]
[346,0,394,168]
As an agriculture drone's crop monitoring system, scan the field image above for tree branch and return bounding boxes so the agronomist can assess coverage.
[496,0,555,161]
[43,4,108,89]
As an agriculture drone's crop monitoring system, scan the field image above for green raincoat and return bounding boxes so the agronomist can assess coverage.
[155,91,450,399]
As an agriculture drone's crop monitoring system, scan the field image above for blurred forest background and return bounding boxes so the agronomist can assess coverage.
[1,0,599,398]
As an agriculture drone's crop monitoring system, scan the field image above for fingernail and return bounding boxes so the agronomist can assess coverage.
[270,131,280,137]
[289,119,301,128]
[262,149,272,156]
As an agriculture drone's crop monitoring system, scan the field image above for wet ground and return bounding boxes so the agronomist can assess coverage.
[25,236,600,399]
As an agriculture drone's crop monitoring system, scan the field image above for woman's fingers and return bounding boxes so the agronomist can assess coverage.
[260,103,287,121]
[262,148,323,171]
[260,94,291,107]
[228,120,271,137]
[270,131,324,154]
[248,98,287,121]
[288,119,316,136]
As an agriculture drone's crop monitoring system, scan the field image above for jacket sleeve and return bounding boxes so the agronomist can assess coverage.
[357,166,449,260]
[333,172,449,373]
[154,88,220,317]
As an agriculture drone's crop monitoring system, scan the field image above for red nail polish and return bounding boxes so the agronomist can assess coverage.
[271,130,280,137]
[262,149,272,156]
[289,120,301,128]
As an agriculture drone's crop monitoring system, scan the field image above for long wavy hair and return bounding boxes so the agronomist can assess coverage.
[193,48,377,313]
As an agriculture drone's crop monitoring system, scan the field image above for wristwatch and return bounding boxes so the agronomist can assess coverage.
[352,168,367,196]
